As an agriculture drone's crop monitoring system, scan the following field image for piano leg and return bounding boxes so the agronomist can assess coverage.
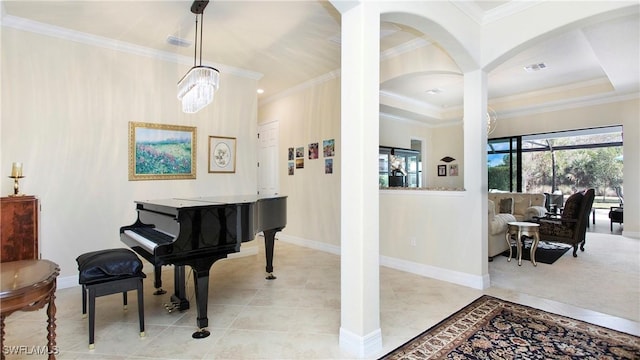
[192,267,211,339]
[153,265,166,295]
[263,229,278,280]
[169,266,189,311]
[188,255,226,339]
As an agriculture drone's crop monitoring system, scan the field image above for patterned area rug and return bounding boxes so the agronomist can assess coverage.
[380,295,640,359]
[501,240,572,264]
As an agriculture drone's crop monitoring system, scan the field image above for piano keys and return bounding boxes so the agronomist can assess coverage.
[120,195,286,338]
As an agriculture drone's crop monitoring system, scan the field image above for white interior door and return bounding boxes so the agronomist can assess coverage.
[258,121,279,195]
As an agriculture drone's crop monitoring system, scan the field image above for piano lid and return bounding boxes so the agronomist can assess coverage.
[135,194,286,210]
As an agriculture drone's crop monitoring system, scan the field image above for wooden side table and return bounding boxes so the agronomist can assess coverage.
[0,259,60,360]
[505,222,540,266]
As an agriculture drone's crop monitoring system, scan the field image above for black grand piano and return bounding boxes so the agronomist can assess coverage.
[120,195,286,338]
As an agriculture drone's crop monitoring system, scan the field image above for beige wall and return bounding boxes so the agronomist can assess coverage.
[379,117,465,190]
[258,77,341,249]
[427,125,464,189]
[1,28,259,279]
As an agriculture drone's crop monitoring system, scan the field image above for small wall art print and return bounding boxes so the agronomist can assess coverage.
[288,147,294,160]
[323,139,335,157]
[296,147,304,158]
[288,162,295,175]
[438,165,446,177]
[209,136,237,173]
[128,122,196,181]
[449,164,459,176]
[308,142,319,159]
[325,159,333,174]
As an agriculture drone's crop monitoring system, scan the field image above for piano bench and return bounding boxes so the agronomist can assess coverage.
[76,248,146,350]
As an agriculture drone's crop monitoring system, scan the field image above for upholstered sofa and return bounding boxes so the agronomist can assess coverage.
[487,192,547,258]
[488,192,547,221]
[488,199,516,258]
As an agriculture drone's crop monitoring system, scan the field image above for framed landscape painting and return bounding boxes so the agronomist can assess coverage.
[128,122,196,181]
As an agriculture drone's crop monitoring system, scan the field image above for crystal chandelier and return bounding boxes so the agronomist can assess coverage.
[177,1,219,114]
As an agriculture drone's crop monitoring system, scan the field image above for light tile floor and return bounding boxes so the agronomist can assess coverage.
[3,230,638,359]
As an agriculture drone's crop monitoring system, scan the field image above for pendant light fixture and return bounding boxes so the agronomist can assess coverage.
[177,0,220,114]
[487,106,497,136]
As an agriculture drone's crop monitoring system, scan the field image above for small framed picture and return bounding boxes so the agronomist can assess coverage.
[208,136,236,173]
[449,164,459,176]
[438,165,447,176]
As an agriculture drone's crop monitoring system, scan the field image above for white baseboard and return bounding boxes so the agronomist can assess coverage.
[623,230,640,239]
[277,234,488,289]
[57,275,80,290]
[339,326,382,358]
[379,255,489,290]
[277,233,341,255]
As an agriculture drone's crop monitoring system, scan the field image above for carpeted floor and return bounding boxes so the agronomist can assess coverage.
[380,295,640,359]
[490,232,640,323]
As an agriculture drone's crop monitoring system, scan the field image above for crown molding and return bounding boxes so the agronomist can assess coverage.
[259,69,341,106]
[1,14,263,80]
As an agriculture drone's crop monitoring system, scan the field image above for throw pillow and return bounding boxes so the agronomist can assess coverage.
[499,198,513,214]
[513,196,531,216]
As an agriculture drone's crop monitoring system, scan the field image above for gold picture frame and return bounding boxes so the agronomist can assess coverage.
[128,122,196,181]
[208,136,236,173]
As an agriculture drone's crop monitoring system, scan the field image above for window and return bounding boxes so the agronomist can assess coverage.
[488,137,521,192]
[488,126,623,198]
[379,146,421,188]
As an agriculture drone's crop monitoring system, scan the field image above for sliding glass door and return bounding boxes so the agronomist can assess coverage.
[487,137,522,192]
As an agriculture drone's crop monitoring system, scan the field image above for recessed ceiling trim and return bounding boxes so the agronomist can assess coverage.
[380,112,435,127]
[482,1,544,25]
[491,78,612,105]
[452,1,544,25]
[495,92,639,120]
[380,90,446,115]
[380,37,432,61]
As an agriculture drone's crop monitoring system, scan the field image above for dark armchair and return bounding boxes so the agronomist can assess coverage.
[609,206,623,231]
[534,189,595,257]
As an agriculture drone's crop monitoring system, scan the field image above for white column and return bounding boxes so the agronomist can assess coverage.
[334,1,382,357]
[463,69,490,279]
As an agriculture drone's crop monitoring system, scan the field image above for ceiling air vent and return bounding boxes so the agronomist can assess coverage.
[167,35,192,47]
[524,63,547,72]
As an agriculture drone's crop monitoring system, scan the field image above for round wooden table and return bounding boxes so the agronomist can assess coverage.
[505,222,540,266]
[0,259,60,360]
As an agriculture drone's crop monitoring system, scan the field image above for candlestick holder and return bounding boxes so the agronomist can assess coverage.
[8,176,25,197]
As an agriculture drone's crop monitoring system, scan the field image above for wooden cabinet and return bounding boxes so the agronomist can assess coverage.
[1,196,39,262]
